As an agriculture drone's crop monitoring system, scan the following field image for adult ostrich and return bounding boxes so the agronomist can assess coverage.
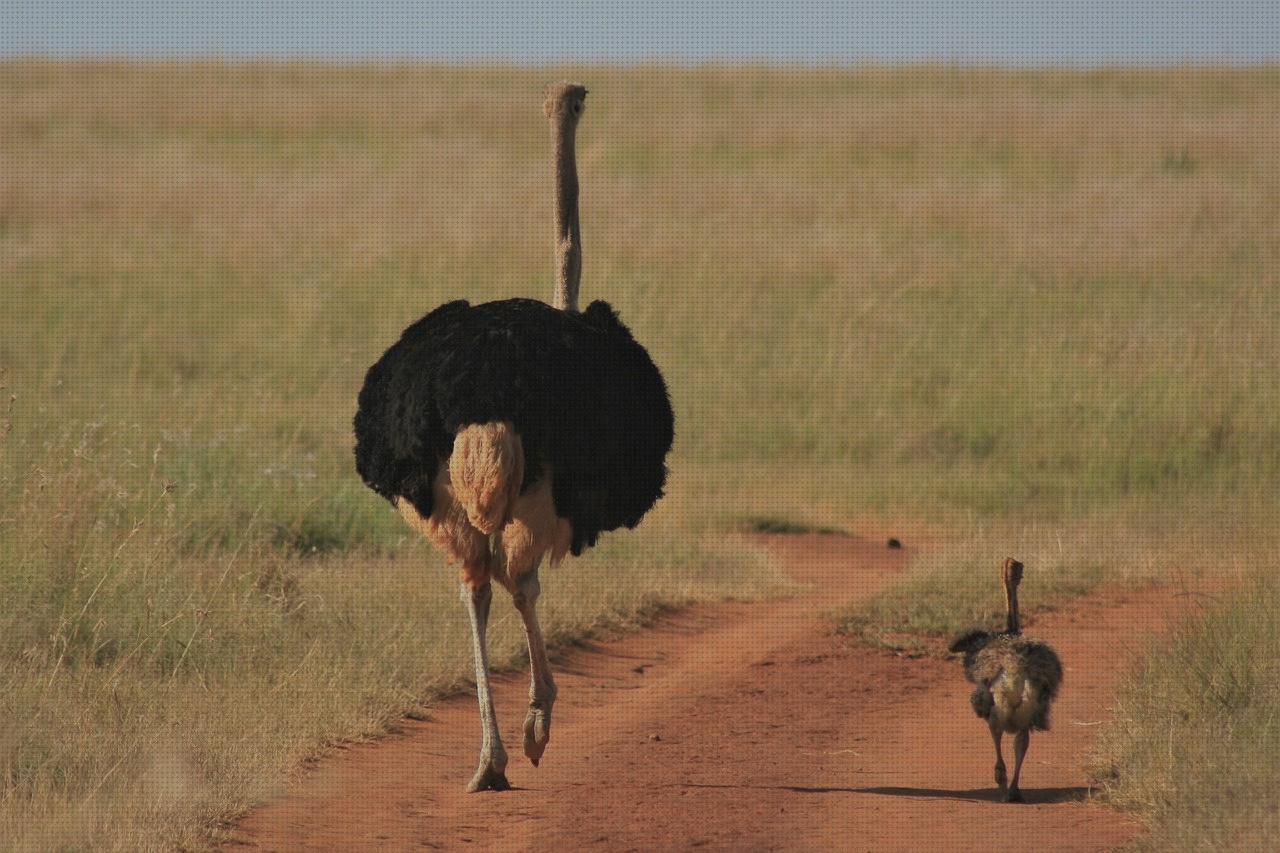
[353,82,674,792]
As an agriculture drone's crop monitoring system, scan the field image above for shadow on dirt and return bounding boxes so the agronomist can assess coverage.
[853,785,1090,804]
[680,783,1089,805]
[681,783,868,794]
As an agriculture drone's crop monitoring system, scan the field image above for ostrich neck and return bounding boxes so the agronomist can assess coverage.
[552,119,581,312]
[1005,585,1020,634]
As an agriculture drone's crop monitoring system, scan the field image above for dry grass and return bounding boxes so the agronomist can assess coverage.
[2,62,1279,848]
[1090,569,1280,850]
[0,434,782,850]
[6,63,1278,514]
[833,494,1270,647]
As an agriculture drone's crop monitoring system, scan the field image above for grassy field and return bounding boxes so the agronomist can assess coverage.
[2,62,1278,849]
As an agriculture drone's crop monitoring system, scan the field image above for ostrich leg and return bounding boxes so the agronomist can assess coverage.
[1006,729,1030,803]
[989,717,1008,793]
[513,561,556,766]
[462,580,510,792]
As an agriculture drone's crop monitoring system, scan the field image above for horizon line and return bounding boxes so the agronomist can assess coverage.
[3,54,1278,71]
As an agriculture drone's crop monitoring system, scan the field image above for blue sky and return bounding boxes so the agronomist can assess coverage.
[2,1,1277,64]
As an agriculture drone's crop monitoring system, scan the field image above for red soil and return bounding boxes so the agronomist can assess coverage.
[231,533,1189,852]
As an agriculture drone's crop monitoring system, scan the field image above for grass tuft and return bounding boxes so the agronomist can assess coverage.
[737,517,849,537]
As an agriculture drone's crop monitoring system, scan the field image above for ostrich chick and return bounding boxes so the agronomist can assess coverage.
[949,558,1063,803]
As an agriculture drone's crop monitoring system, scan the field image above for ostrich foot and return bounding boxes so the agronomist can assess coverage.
[466,743,510,793]
[523,703,552,766]
[466,761,512,793]
[994,762,1008,792]
[1003,787,1025,804]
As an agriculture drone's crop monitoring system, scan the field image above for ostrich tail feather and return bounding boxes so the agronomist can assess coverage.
[449,422,525,535]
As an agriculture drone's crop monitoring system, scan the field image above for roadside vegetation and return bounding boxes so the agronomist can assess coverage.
[1090,575,1280,849]
[832,495,1274,648]
[2,62,1277,849]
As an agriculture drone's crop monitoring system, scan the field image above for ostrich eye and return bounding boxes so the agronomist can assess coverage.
[571,101,583,115]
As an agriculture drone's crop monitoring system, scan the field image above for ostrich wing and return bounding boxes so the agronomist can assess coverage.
[353,300,473,517]
[547,300,674,555]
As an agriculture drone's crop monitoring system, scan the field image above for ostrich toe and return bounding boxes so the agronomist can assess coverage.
[523,703,552,766]
[467,763,512,793]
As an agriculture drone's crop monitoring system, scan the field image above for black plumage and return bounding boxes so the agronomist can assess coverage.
[354,297,674,556]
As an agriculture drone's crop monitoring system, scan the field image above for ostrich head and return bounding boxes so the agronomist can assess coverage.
[543,81,588,123]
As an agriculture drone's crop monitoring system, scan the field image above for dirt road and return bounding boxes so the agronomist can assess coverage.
[232,533,1185,851]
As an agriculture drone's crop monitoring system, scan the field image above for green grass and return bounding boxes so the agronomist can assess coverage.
[2,62,1279,848]
[736,516,849,536]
